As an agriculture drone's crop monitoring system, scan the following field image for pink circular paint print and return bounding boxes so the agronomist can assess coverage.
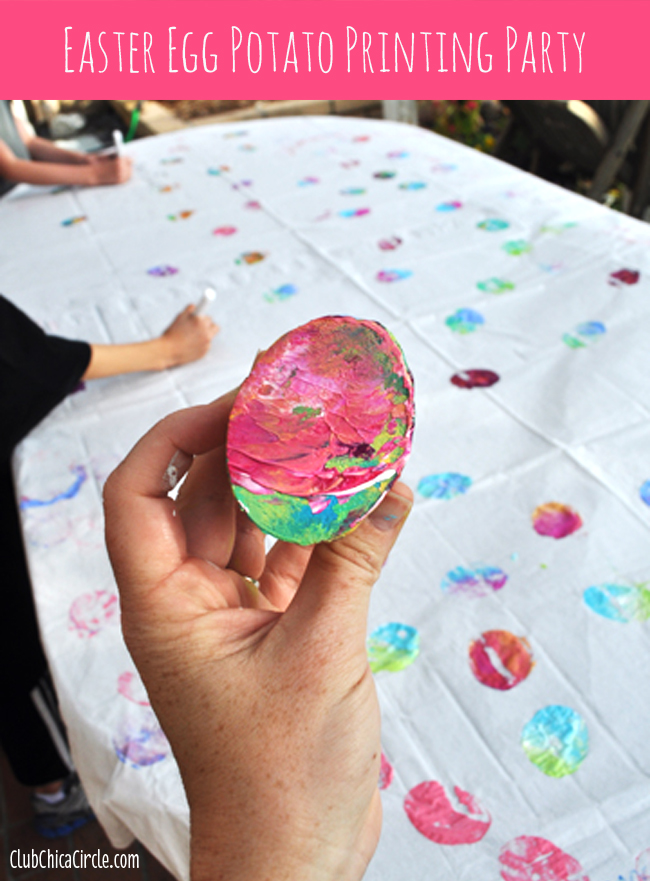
[117,672,151,707]
[69,590,118,637]
[404,781,491,845]
[532,502,583,539]
[469,630,534,690]
[499,836,590,881]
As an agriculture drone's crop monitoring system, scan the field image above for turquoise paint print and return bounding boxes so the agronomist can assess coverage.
[436,201,462,211]
[339,208,370,218]
[641,480,650,506]
[521,705,589,778]
[563,321,606,348]
[478,219,509,232]
[441,565,508,597]
[377,269,413,283]
[418,472,472,500]
[445,308,485,334]
[340,187,366,195]
[503,240,532,255]
[477,277,515,294]
[399,181,427,191]
[583,583,650,623]
[263,284,298,304]
[368,623,420,673]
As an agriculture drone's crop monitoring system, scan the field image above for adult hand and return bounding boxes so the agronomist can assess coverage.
[161,305,219,367]
[104,390,412,881]
[87,154,132,185]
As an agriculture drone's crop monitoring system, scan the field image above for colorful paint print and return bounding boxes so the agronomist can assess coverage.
[540,222,578,234]
[235,251,266,265]
[532,503,583,539]
[374,170,396,179]
[117,672,151,707]
[445,308,485,334]
[207,165,230,175]
[469,630,534,690]
[339,208,370,218]
[441,564,508,597]
[521,705,589,777]
[263,283,298,304]
[378,753,394,790]
[399,181,427,191]
[478,218,509,232]
[503,239,532,255]
[451,369,500,389]
[404,781,491,845]
[562,321,606,348]
[227,316,415,545]
[436,201,462,211]
[609,268,640,286]
[341,159,360,169]
[378,236,402,251]
[20,465,87,509]
[499,836,590,881]
[367,623,419,673]
[641,480,650,506]
[158,184,178,193]
[341,187,366,195]
[583,583,650,623]
[69,590,118,638]
[147,265,178,277]
[160,157,183,164]
[167,210,194,221]
[298,176,320,186]
[61,216,87,227]
[477,277,515,294]
[212,225,237,236]
[418,472,472,500]
[387,150,409,158]
[113,714,169,768]
[431,162,457,172]
[245,200,262,210]
[376,269,412,283]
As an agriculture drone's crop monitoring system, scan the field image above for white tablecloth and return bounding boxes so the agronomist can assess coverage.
[3,115,650,881]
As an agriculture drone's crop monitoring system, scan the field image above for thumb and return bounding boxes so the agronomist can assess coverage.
[280,482,413,660]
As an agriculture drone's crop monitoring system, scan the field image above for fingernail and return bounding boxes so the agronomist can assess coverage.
[369,489,412,532]
[163,450,193,492]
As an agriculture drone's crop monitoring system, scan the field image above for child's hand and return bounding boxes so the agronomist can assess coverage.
[161,305,219,366]
[88,155,133,185]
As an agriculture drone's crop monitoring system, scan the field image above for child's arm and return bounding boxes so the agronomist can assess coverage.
[83,306,219,380]
[14,115,95,166]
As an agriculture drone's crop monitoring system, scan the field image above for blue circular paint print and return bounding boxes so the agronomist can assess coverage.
[367,623,420,673]
[521,705,589,778]
[641,480,650,506]
[583,583,650,623]
[478,219,509,232]
[441,565,508,597]
[418,472,472,500]
[436,201,462,212]
[445,308,485,334]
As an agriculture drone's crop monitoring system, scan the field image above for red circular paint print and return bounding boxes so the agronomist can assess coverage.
[450,369,500,389]
[404,781,491,845]
[469,630,534,691]
[532,502,583,539]
[499,836,590,881]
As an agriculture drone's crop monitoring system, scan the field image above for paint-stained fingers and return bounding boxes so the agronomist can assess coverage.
[175,446,238,568]
[259,541,314,611]
[228,507,267,582]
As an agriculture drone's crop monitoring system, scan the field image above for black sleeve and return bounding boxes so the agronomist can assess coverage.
[0,295,92,456]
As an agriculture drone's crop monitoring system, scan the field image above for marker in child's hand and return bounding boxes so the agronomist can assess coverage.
[113,130,124,157]
[195,287,216,315]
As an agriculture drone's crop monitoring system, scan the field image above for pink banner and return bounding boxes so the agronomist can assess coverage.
[1,1,647,98]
